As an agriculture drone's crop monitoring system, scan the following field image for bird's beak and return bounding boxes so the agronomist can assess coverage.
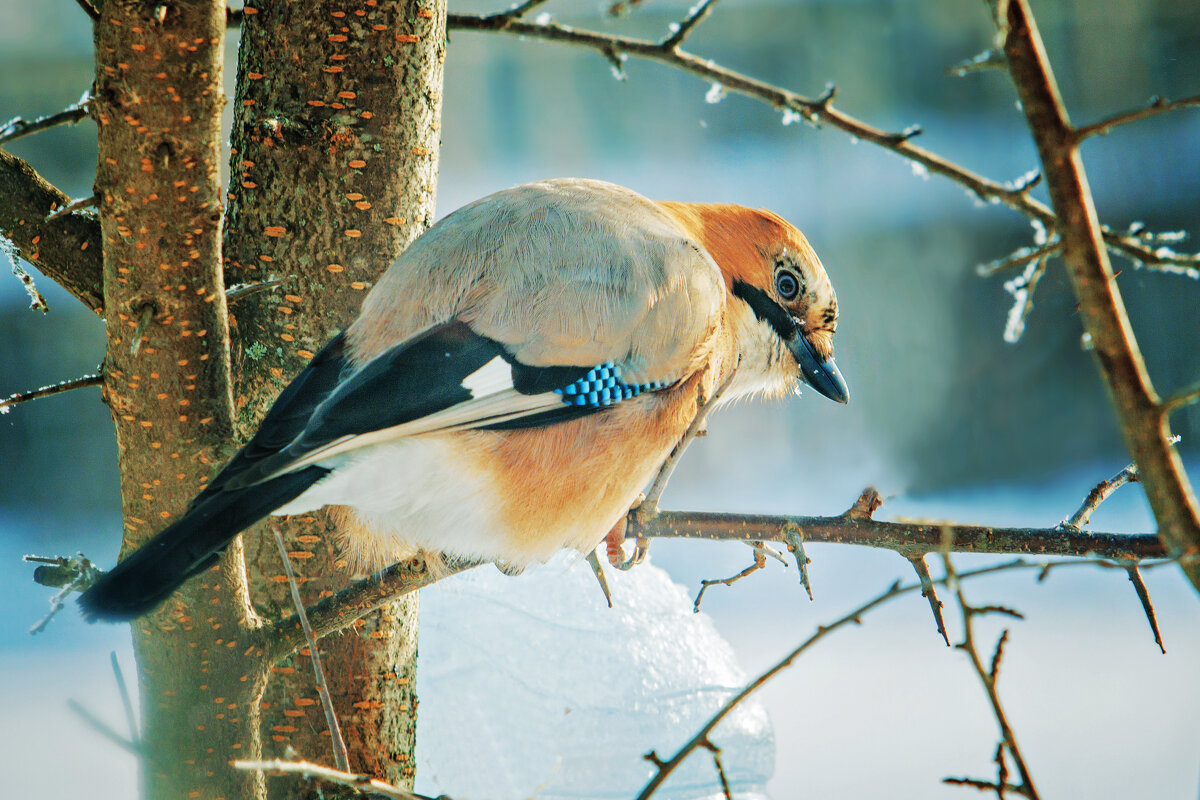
[788,333,849,404]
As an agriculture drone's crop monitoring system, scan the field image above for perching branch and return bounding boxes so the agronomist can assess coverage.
[445,7,1200,276]
[1061,464,1140,531]
[998,0,1200,591]
[1073,94,1200,142]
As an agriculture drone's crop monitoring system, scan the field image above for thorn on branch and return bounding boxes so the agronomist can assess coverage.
[905,554,949,646]
[644,750,667,769]
[883,124,923,145]
[783,523,814,601]
[817,83,837,109]
[662,0,722,52]
[1,371,102,416]
[1124,565,1165,654]
[989,629,1010,682]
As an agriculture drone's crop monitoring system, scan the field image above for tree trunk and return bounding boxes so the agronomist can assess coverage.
[94,0,446,797]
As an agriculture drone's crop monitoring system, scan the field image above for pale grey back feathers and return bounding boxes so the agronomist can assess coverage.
[348,179,725,385]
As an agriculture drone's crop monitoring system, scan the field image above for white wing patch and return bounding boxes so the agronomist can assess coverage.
[461,355,514,398]
[265,389,565,479]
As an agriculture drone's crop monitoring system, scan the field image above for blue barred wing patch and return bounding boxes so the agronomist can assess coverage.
[555,362,668,408]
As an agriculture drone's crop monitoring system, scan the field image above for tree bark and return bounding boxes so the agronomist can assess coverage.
[223,0,446,795]
[93,2,246,798]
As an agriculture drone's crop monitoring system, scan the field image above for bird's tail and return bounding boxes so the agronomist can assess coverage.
[78,467,329,622]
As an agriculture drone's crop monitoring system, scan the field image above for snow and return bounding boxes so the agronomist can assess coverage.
[414,553,773,800]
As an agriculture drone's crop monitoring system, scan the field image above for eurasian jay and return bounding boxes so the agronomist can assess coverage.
[79,178,848,621]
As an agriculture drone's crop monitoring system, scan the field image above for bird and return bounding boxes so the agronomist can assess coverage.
[79,178,848,621]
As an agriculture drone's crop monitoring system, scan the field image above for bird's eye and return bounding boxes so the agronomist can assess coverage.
[775,270,801,300]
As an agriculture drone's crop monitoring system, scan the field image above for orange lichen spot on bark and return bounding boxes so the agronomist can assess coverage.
[295,698,316,706]
[247,72,264,80]
[160,511,171,518]
[264,225,287,237]
[131,44,146,52]
[384,216,406,225]
[326,263,345,273]
[242,99,256,107]
[348,159,366,168]
[355,200,371,210]
[328,34,348,42]
[259,255,274,262]
[371,24,387,31]
[241,180,258,188]
[307,100,326,107]
[412,145,429,156]
[287,550,313,559]
[243,6,258,13]
[280,333,295,342]
[323,65,344,74]
[344,229,362,238]
[331,53,348,61]
[278,306,293,315]
[337,91,357,100]
[396,34,420,43]
[346,192,364,200]
[269,367,284,378]
[283,709,306,718]
[330,103,346,110]
[139,420,154,428]
[350,281,368,290]
[283,293,303,303]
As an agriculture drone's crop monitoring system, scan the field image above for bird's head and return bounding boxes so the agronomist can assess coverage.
[658,201,848,404]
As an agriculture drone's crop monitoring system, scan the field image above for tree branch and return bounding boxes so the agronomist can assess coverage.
[0,97,91,146]
[233,758,428,800]
[999,0,1200,591]
[1073,93,1200,142]
[0,148,104,313]
[444,9,1200,276]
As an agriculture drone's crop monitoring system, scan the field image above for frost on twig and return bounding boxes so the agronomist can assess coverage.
[25,552,103,633]
[0,371,103,415]
[0,93,92,146]
[1060,464,1140,531]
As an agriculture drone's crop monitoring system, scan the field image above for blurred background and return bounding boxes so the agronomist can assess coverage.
[1,0,1198,798]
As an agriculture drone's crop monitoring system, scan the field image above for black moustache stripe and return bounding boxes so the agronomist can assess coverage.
[732,280,798,341]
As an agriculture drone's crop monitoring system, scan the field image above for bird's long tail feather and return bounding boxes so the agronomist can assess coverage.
[78,466,329,621]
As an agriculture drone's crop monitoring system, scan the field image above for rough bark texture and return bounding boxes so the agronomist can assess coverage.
[0,147,104,313]
[1001,0,1200,590]
[223,0,446,794]
[93,2,248,799]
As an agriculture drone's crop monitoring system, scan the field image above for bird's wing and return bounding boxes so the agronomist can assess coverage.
[220,180,726,490]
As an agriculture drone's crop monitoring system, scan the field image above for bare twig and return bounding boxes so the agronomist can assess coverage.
[72,0,100,22]
[0,97,91,146]
[628,506,1167,561]
[1073,94,1200,142]
[233,757,430,800]
[9,260,48,313]
[662,0,721,51]
[0,372,102,415]
[693,547,767,613]
[942,554,1041,800]
[45,194,98,222]
[226,276,295,303]
[110,652,140,748]
[1001,254,1049,343]
[906,554,949,646]
[67,699,141,756]
[1162,378,1200,417]
[700,740,733,800]
[1061,464,1139,530]
[272,530,349,772]
[1124,565,1165,654]
[445,9,1200,275]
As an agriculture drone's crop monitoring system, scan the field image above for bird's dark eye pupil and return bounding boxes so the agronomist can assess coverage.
[775,271,800,300]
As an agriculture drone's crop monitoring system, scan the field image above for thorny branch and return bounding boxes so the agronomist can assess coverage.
[998,0,1200,590]
[444,5,1200,275]
[941,554,1040,799]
